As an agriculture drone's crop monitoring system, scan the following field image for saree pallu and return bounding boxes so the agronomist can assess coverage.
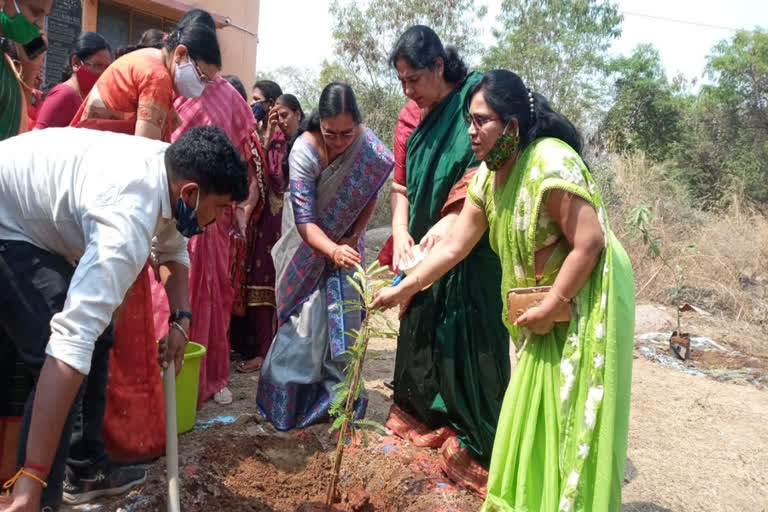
[0,52,27,140]
[467,138,635,512]
[230,131,286,360]
[256,129,394,431]
[392,72,510,484]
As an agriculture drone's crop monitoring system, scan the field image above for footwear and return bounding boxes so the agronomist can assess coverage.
[63,464,147,505]
[235,357,263,373]
[214,386,233,405]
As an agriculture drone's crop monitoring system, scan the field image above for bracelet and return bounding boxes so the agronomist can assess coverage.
[169,321,190,341]
[3,467,48,490]
[552,287,571,303]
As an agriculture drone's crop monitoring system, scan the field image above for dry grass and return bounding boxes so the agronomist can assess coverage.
[595,152,768,329]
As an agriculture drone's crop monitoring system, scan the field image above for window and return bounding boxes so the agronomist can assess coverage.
[97,1,176,51]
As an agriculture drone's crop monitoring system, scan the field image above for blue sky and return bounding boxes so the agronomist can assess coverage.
[257,0,767,84]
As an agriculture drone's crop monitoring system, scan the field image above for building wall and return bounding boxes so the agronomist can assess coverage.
[80,0,259,85]
[193,0,260,86]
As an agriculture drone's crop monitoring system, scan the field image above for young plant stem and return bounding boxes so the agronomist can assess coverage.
[326,321,369,508]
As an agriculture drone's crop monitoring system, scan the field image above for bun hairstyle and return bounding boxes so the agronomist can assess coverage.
[137,28,166,49]
[468,69,584,156]
[389,25,467,84]
[282,82,362,182]
[61,32,111,82]
[164,11,221,68]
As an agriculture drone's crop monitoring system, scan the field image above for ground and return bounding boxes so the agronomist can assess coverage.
[63,303,768,512]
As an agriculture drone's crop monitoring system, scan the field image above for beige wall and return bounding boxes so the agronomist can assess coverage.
[82,0,259,86]
[188,0,260,85]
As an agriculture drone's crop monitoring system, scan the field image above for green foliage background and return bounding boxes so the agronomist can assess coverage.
[258,0,767,209]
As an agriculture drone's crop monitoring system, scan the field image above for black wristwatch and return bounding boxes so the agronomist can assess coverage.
[169,310,193,326]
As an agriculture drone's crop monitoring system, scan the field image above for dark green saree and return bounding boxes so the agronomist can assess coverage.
[393,72,510,466]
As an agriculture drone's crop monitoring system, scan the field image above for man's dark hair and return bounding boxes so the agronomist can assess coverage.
[166,126,248,202]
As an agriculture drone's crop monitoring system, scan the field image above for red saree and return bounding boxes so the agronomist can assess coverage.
[71,51,176,461]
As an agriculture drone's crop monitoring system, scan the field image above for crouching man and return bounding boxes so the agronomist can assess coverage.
[0,125,248,511]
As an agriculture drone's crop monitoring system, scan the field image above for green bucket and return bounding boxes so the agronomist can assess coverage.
[175,341,206,434]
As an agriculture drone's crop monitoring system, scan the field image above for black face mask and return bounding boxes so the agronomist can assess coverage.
[251,102,266,121]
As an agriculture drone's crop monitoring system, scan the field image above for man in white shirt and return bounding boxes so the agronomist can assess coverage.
[0,125,248,511]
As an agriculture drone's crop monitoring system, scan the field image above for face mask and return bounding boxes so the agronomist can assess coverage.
[0,0,41,45]
[251,102,266,121]
[174,58,205,98]
[75,62,99,96]
[484,124,520,172]
[175,186,203,237]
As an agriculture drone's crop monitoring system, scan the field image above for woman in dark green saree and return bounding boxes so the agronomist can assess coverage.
[379,25,510,495]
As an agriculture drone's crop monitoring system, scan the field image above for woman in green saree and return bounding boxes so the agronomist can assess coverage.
[374,70,635,511]
[379,25,510,494]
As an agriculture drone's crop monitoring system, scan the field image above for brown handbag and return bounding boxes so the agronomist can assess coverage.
[507,286,572,325]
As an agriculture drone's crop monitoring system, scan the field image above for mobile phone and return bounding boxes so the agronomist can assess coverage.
[22,36,47,60]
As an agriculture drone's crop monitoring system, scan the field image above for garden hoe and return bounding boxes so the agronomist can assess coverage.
[163,362,181,512]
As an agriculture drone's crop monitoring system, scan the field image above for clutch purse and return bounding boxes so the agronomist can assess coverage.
[507,286,572,325]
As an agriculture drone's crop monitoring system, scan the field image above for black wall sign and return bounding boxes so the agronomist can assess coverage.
[44,0,83,87]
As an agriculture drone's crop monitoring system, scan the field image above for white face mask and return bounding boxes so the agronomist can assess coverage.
[174,58,206,98]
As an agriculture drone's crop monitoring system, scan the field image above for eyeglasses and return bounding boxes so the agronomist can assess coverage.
[193,61,212,84]
[464,113,500,130]
[321,129,355,141]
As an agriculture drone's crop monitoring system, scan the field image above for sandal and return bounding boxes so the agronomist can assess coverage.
[235,358,263,374]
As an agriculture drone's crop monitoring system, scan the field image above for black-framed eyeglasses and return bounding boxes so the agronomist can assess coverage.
[464,113,500,130]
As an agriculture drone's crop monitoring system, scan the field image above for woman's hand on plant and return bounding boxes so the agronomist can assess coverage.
[371,284,412,312]
[332,244,361,270]
[392,225,414,272]
[514,295,559,335]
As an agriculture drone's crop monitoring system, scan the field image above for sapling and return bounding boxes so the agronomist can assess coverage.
[325,261,399,508]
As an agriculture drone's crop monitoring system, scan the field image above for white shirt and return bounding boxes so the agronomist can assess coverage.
[0,127,190,374]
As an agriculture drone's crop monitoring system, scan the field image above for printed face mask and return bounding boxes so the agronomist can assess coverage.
[0,0,41,44]
[484,123,519,172]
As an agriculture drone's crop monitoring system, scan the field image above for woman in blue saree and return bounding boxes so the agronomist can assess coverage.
[256,82,394,430]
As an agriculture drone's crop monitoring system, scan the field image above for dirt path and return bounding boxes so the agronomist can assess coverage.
[62,305,768,511]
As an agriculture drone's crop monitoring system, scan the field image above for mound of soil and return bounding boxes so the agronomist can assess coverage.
[108,415,480,512]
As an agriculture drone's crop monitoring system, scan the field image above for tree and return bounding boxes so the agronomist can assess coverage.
[674,29,768,204]
[327,0,487,144]
[599,44,686,161]
[483,0,622,129]
[253,66,323,112]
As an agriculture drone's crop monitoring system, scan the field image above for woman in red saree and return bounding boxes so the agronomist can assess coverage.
[70,21,221,461]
